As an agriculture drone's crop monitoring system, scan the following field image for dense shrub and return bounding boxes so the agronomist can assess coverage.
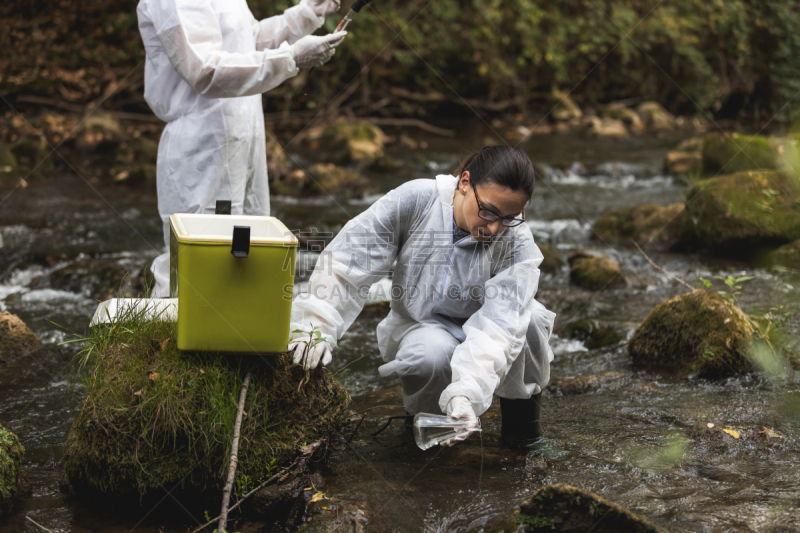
[2,0,799,121]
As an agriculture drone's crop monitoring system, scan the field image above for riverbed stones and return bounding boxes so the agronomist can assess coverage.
[295,496,370,532]
[0,424,26,515]
[561,319,625,349]
[64,319,350,499]
[628,289,755,378]
[568,251,626,290]
[320,121,386,165]
[593,203,694,250]
[550,90,583,122]
[0,312,40,366]
[584,117,629,138]
[598,104,644,132]
[701,132,783,176]
[636,102,675,133]
[516,484,662,532]
[665,136,703,176]
[685,169,800,254]
[273,163,371,198]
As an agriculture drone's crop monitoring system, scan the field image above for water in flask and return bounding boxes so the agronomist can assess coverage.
[413,413,481,450]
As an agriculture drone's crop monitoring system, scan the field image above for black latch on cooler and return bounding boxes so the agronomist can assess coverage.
[231,226,250,258]
[216,200,232,215]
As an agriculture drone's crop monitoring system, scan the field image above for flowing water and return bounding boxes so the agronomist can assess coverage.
[1,126,799,532]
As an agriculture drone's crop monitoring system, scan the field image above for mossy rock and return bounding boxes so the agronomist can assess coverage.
[64,319,350,499]
[592,203,694,250]
[636,102,675,132]
[0,424,26,514]
[628,289,755,378]
[554,372,626,396]
[538,243,564,274]
[598,105,643,132]
[517,484,662,533]
[770,239,800,268]
[0,312,41,366]
[701,132,783,176]
[568,253,626,290]
[685,170,800,254]
[665,136,704,176]
[550,90,582,122]
[562,319,624,349]
[584,117,629,138]
[320,122,385,165]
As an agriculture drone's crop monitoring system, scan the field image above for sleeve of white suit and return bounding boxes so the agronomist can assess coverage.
[147,0,299,99]
[290,180,432,346]
[250,3,324,51]
[439,231,551,417]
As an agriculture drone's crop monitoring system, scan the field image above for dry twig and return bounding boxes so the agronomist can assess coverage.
[633,240,694,291]
[217,370,252,532]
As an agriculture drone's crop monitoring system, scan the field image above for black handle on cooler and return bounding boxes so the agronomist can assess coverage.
[231,226,250,258]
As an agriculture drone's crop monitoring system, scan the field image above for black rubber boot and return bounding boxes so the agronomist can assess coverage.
[500,393,543,449]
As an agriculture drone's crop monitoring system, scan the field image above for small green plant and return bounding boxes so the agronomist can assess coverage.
[236,473,251,496]
[713,274,754,304]
[695,276,712,289]
[204,510,212,522]
[291,324,338,391]
[589,499,603,517]
[516,513,556,530]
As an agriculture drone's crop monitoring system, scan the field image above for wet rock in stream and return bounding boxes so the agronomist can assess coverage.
[28,256,149,300]
[567,250,626,290]
[560,319,625,349]
[296,496,371,533]
[537,242,565,274]
[769,239,800,269]
[0,423,26,516]
[664,136,703,177]
[516,484,662,533]
[628,289,756,378]
[272,163,372,199]
[701,132,786,176]
[0,312,40,367]
[592,203,695,250]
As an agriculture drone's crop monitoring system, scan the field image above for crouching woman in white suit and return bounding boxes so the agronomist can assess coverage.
[290,145,556,448]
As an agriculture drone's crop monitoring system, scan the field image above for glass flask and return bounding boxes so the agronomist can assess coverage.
[413,413,481,450]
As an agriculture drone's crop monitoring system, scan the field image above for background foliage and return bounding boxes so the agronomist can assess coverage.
[2,0,800,122]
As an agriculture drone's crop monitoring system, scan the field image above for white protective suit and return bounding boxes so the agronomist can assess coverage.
[291,175,556,416]
[137,0,325,296]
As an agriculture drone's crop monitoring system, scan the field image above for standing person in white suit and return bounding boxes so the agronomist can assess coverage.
[137,0,346,297]
[289,146,556,448]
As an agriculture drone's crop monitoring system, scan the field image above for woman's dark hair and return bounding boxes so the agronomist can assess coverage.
[455,145,535,197]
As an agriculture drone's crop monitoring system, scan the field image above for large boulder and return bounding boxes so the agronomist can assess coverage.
[568,251,626,290]
[319,122,386,165]
[538,243,564,274]
[636,102,675,133]
[628,289,755,378]
[592,203,694,250]
[665,136,704,176]
[686,170,800,254]
[584,117,629,138]
[701,132,785,176]
[64,319,350,500]
[598,105,644,132]
[517,484,662,532]
[0,312,40,367]
[0,424,26,515]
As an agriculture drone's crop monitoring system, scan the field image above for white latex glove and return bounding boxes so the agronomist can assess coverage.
[440,396,479,447]
[290,32,346,68]
[289,339,333,370]
[302,0,341,17]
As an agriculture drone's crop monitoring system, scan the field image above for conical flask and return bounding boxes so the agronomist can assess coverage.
[413,413,481,450]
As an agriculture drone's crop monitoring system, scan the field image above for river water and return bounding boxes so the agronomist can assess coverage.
[1,128,799,532]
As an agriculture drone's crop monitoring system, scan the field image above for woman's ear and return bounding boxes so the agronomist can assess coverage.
[458,171,471,194]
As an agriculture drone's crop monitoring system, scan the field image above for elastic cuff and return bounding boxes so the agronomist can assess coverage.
[278,40,299,76]
[297,1,326,29]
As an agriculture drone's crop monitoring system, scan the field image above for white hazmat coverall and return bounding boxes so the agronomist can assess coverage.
[291,175,556,416]
[137,0,325,297]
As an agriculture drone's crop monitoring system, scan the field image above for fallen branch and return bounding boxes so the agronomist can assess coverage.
[633,241,694,291]
[217,369,252,533]
[26,517,54,533]
[191,459,300,533]
[362,118,455,137]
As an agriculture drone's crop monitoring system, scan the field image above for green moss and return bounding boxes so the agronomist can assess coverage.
[0,424,25,505]
[0,312,41,362]
[569,256,625,291]
[592,203,693,249]
[538,243,564,274]
[701,133,781,176]
[628,289,755,378]
[64,314,350,499]
[685,170,800,254]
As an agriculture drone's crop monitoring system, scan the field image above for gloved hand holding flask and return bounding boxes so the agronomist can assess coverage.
[439,396,479,447]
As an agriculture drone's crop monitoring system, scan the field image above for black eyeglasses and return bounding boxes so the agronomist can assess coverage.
[471,181,526,227]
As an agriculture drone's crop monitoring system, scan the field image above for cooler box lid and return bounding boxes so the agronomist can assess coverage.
[170,214,298,247]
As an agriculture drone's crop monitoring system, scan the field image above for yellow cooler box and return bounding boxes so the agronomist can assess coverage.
[169,213,298,353]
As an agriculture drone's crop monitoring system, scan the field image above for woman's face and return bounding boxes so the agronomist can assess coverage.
[455,171,529,241]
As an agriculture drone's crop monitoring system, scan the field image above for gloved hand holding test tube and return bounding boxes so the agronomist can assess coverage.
[309,0,372,71]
